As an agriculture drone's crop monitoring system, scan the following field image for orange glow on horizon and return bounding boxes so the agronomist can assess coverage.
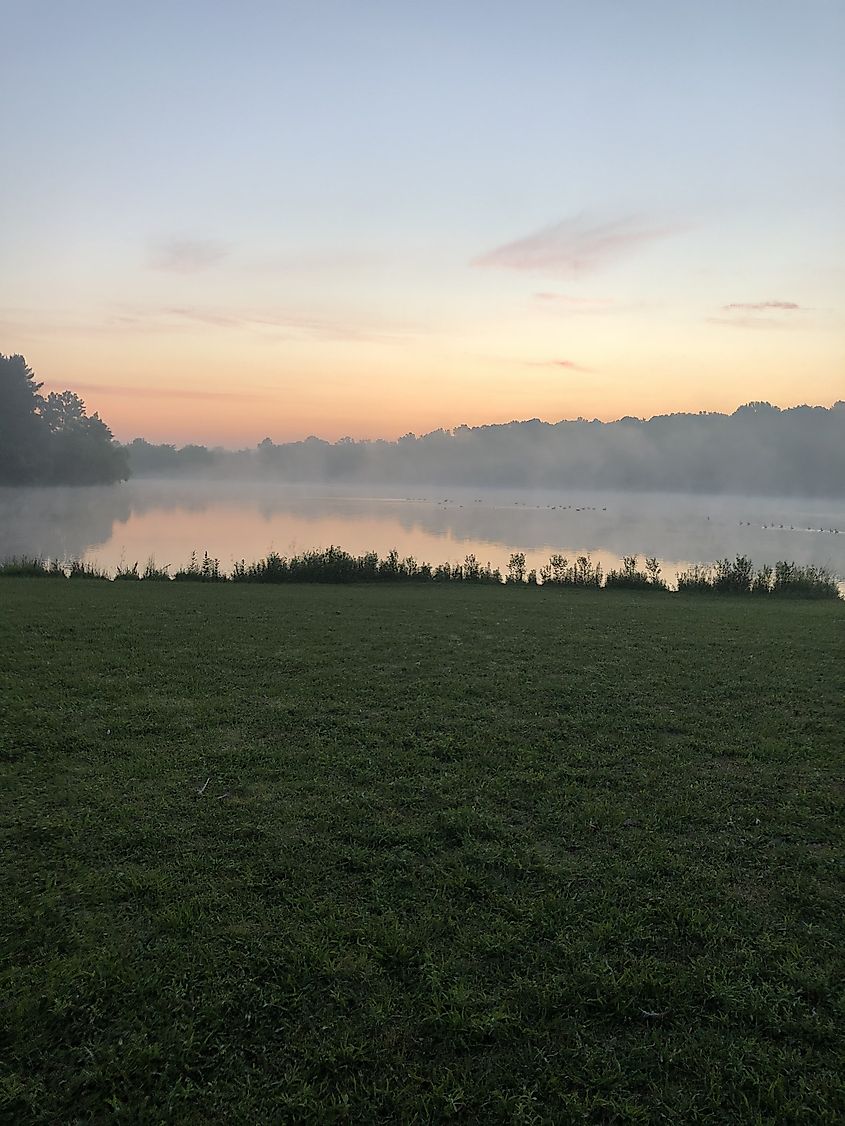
[26,306,844,447]
[39,375,845,448]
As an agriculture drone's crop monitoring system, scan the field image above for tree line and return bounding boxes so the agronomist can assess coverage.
[127,401,845,497]
[0,354,127,484]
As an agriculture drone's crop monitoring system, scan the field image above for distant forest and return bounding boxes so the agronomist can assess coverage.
[1,354,127,485]
[128,402,845,497]
[3,353,843,495]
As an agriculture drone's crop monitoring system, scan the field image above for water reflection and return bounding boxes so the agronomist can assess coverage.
[1,480,843,585]
[0,486,133,561]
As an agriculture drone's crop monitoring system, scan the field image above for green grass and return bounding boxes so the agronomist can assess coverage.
[1,580,843,1123]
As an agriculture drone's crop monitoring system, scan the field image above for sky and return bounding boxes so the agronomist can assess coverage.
[2,0,843,446]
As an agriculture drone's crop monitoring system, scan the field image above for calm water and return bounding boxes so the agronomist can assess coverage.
[1,480,844,587]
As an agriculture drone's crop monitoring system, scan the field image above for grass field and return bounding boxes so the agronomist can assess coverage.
[1,580,843,1123]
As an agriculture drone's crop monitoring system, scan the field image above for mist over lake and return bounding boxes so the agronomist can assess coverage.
[2,480,843,587]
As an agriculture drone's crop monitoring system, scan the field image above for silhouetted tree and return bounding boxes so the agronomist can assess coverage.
[0,355,128,484]
[41,390,87,432]
[0,354,47,482]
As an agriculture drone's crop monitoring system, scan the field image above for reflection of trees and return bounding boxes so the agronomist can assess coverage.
[0,486,132,560]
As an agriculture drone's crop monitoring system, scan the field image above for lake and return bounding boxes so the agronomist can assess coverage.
[1,480,843,587]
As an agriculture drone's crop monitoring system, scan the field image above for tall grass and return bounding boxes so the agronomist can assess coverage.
[1,548,840,599]
[173,551,224,582]
[141,557,171,581]
[0,556,64,578]
[114,560,140,581]
[67,559,110,580]
[231,547,502,585]
[677,555,840,600]
[604,555,668,591]
[0,556,107,579]
[770,561,841,599]
[538,553,604,588]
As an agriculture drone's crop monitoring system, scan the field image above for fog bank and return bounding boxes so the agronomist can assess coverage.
[125,403,845,499]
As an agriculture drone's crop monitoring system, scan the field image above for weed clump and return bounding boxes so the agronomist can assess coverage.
[678,556,840,600]
[676,563,713,594]
[1,556,107,579]
[114,561,140,581]
[0,556,64,578]
[173,551,225,582]
[231,547,502,585]
[538,553,604,588]
[605,555,668,591]
[68,559,110,580]
[141,557,171,581]
[771,561,840,599]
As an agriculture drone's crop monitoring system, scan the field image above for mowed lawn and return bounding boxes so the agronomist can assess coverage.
[1,579,843,1124]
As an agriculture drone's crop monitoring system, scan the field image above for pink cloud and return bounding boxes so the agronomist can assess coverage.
[526,358,595,373]
[111,304,411,343]
[147,237,229,273]
[722,301,801,311]
[709,300,808,330]
[533,292,614,307]
[473,215,686,275]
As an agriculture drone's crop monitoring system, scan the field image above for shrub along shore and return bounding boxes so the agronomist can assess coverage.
[0,547,840,598]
